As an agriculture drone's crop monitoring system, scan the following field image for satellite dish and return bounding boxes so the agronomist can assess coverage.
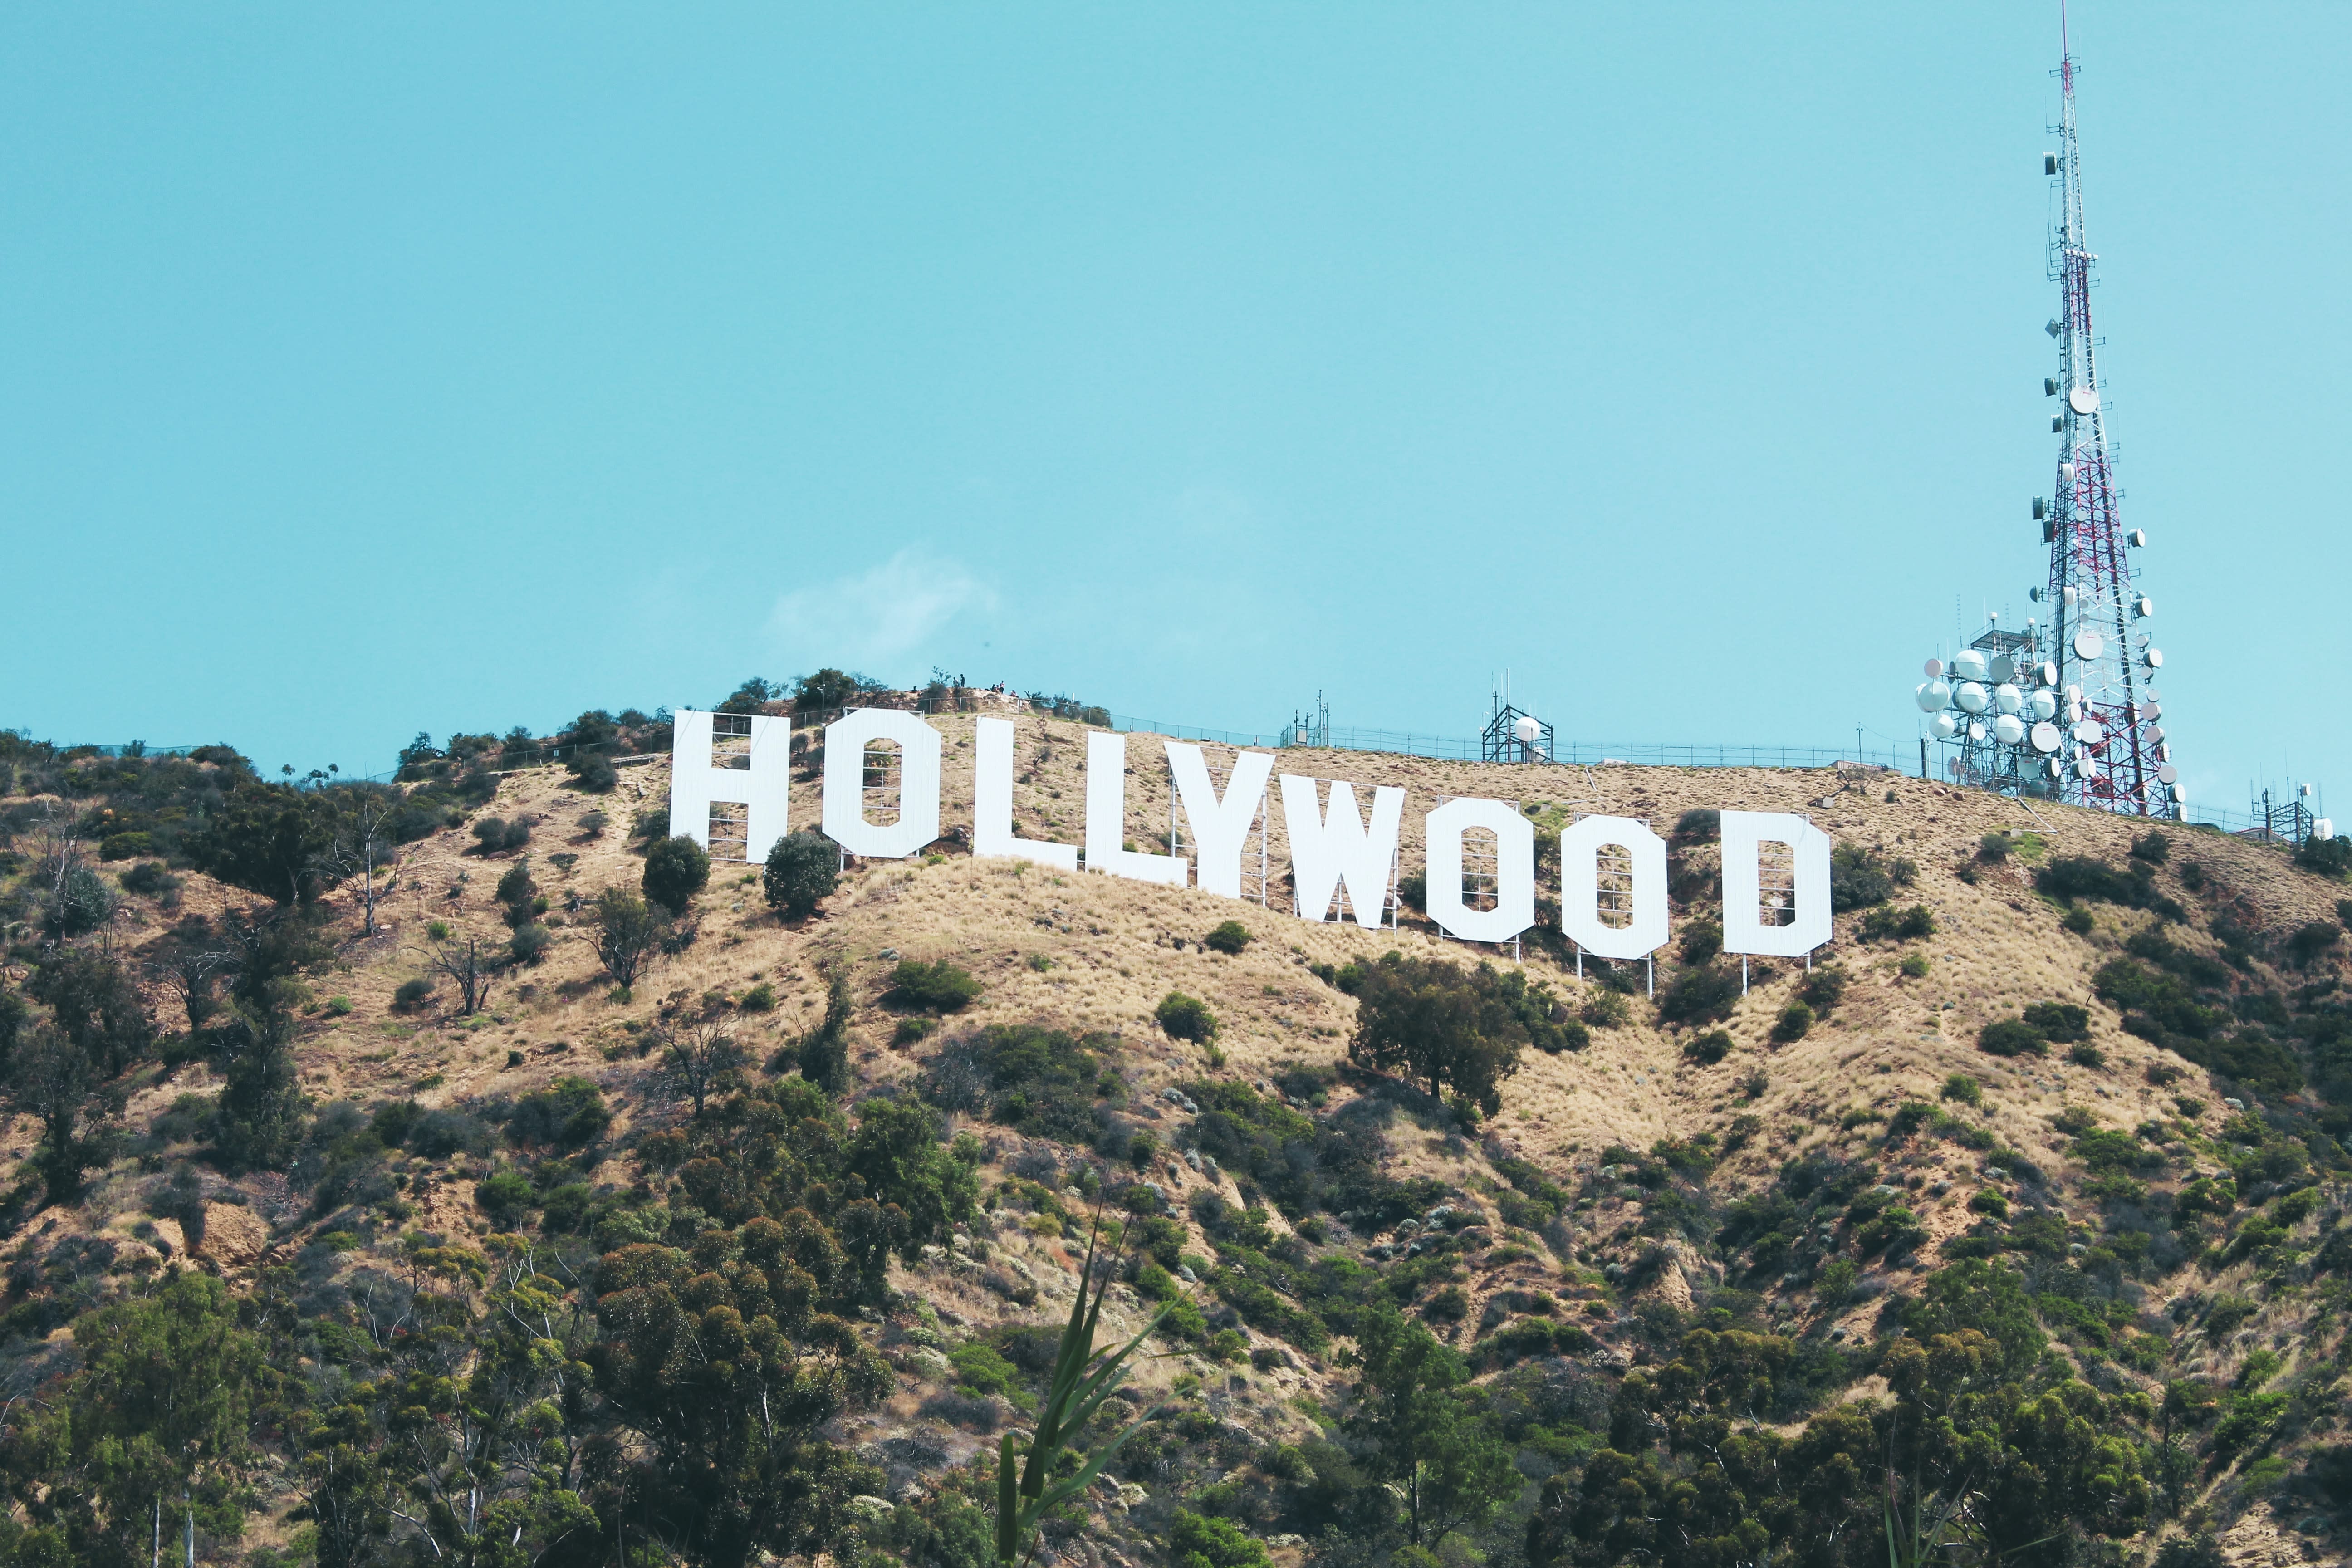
[2300,782,2313,798]
[2029,690,2058,721]
[1988,653,2017,683]
[2068,385,2100,415]
[2134,596,2154,618]
[2127,529,2147,547]
[1930,712,1958,740]
[2038,662,2058,686]
[2145,701,2162,720]
[2157,764,2179,784]
[1994,683,2024,715]
[2145,647,2165,668]
[2073,720,2104,746]
[1951,649,1989,681]
[2059,461,2077,485]
[1513,715,1541,745]
[1923,657,1944,678]
[2316,818,2337,842]
[2146,725,2166,745]
[2073,629,2105,660]
[2062,585,2078,605]
[1968,720,1988,742]
[1993,714,2027,745]
[2030,721,2062,753]
[1915,681,1953,713]
[1954,681,1990,714]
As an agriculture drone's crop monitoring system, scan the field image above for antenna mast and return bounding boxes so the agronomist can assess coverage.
[1907,29,2181,818]
[2038,40,2177,818]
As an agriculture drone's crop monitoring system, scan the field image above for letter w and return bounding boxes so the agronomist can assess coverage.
[1279,775,1403,929]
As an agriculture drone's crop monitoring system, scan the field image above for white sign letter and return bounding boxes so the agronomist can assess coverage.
[973,716,1078,872]
[668,709,792,863]
[1084,730,1186,885]
[1167,743,1274,900]
[821,708,943,859]
[1279,775,1403,927]
[1558,814,1670,960]
[1424,797,1535,944]
[1720,810,1832,957]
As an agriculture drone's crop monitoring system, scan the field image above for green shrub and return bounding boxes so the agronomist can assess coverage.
[470,816,530,853]
[475,1167,535,1225]
[426,920,451,941]
[1941,1073,1980,1107]
[1580,989,1632,1029]
[1657,962,1738,1025]
[1679,919,1723,965]
[1202,920,1250,955]
[1206,1328,1248,1364]
[2067,1042,2106,1069]
[2131,831,2170,863]
[1671,809,1720,843]
[507,922,552,965]
[1682,1030,1732,1065]
[761,830,838,919]
[889,958,983,1012]
[392,978,434,1010]
[642,834,711,915]
[1797,966,1847,1015]
[2022,1001,2090,1041]
[740,982,776,1012]
[1978,1018,2048,1058]
[119,860,181,898]
[1898,951,1931,978]
[1157,991,1216,1043]
[1771,1001,1813,1043]
[2061,906,2094,935]
[1977,833,2011,863]
[98,831,155,861]
[1859,904,1936,942]
[323,995,353,1018]
[1168,1510,1270,1568]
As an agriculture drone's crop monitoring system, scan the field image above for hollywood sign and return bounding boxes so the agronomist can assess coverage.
[667,709,1831,960]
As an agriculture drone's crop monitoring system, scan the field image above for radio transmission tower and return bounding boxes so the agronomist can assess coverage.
[1911,29,2181,820]
[2034,39,2176,818]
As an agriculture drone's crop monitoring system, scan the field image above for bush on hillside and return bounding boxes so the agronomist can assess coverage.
[889,959,982,1013]
[1202,920,1251,955]
[762,830,838,920]
[642,834,711,915]
[1157,991,1216,1043]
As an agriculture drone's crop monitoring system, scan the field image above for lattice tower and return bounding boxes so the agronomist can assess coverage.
[2036,43,2179,818]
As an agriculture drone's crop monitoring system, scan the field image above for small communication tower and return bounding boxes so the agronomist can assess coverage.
[1910,34,2180,819]
[1481,689,1553,764]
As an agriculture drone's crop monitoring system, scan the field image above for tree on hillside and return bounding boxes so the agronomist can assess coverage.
[211,1002,304,1172]
[762,831,838,920]
[1346,952,1557,1114]
[1347,1304,1519,1547]
[27,946,156,1078]
[186,787,346,904]
[797,976,854,1094]
[425,933,498,1017]
[14,1270,265,1566]
[591,887,665,992]
[1,1021,110,1202]
[642,835,711,916]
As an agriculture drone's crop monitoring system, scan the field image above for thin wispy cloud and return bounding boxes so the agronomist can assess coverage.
[765,549,996,675]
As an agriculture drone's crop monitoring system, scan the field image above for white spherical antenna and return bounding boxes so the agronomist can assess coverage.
[2073,720,2104,746]
[1930,712,1958,740]
[2029,690,2058,721]
[1967,720,1988,742]
[2316,818,2337,842]
[2030,721,2062,753]
[2059,461,2078,485]
[1951,649,1989,681]
[1954,681,1990,714]
[2157,764,2179,785]
[1513,715,1541,745]
[2067,385,2100,415]
[1923,657,1944,678]
[2073,628,2105,660]
[1994,683,2023,715]
[2145,647,2164,668]
[1988,652,2016,683]
[1993,714,2026,745]
[1915,681,1952,713]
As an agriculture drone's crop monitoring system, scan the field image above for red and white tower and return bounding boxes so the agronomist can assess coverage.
[1910,34,2181,818]
[2034,42,2179,818]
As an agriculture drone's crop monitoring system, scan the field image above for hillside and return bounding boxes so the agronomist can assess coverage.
[0,706,2347,1568]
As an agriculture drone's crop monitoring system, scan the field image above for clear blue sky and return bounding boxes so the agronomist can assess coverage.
[5,5,2345,814]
